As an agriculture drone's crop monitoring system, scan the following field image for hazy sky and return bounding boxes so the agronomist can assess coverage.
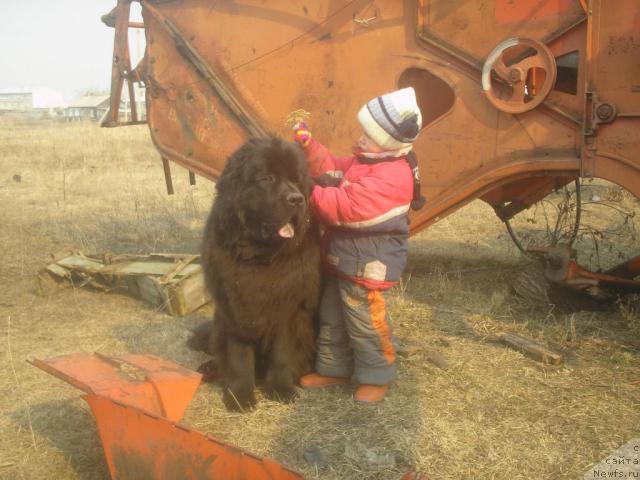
[0,1,144,101]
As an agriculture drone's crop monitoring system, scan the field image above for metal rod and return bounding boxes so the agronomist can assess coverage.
[415,30,481,75]
[189,171,196,186]
[127,79,138,123]
[541,103,582,125]
[568,179,582,247]
[161,157,174,195]
[104,0,132,127]
[504,218,529,255]
[544,16,587,45]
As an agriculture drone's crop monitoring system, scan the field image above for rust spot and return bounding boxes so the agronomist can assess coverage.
[607,35,640,55]
[112,447,155,480]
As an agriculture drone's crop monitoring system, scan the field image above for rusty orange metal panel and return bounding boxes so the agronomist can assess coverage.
[418,0,584,66]
[113,353,202,422]
[103,0,640,233]
[30,353,201,422]
[480,175,576,219]
[495,0,576,23]
[584,0,640,197]
[84,394,304,480]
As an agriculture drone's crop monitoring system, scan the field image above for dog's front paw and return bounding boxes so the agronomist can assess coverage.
[264,383,299,403]
[223,387,256,412]
[197,360,220,382]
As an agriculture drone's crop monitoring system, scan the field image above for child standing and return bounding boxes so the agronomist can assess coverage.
[293,87,424,404]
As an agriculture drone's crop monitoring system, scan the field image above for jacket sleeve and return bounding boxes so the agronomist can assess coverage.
[310,161,413,227]
[303,138,356,179]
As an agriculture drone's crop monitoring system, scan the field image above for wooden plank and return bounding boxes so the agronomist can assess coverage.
[135,276,169,311]
[159,255,199,284]
[166,272,210,316]
[499,333,564,365]
[57,255,105,272]
[424,347,450,370]
[44,263,72,279]
[101,261,200,277]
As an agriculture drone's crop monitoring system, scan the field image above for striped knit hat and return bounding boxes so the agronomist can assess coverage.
[357,87,422,151]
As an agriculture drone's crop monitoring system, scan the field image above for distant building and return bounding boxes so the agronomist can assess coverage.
[122,84,147,122]
[112,83,147,122]
[64,95,111,122]
[0,87,65,116]
[65,84,146,123]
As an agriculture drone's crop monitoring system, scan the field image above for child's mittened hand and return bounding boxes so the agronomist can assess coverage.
[293,122,312,147]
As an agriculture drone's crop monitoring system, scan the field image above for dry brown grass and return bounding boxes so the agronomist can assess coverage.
[1,119,638,480]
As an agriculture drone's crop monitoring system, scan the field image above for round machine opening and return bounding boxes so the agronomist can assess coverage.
[398,68,455,128]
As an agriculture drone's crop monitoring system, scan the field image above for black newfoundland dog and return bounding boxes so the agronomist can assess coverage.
[201,136,320,411]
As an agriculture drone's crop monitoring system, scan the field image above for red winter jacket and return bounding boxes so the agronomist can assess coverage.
[302,138,414,290]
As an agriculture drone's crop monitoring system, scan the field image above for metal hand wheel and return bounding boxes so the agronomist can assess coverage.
[482,38,557,114]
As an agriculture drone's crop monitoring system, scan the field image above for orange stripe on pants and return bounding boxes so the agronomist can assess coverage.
[367,290,395,365]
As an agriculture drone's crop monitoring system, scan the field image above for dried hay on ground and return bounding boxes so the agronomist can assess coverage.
[0,120,638,479]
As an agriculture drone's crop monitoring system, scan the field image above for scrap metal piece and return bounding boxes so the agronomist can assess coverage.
[31,353,306,480]
[30,352,201,422]
[606,255,640,280]
[529,246,640,294]
[84,394,304,480]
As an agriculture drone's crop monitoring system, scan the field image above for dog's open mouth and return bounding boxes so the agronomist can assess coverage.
[260,214,300,240]
[278,223,295,238]
[277,213,299,239]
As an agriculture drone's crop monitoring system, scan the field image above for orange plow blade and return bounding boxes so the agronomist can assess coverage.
[84,394,304,480]
[30,352,307,479]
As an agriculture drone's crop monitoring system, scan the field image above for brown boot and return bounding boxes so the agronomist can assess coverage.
[299,373,349,389]
[354,384,389,404]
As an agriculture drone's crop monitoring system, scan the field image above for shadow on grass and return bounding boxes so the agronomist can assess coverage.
[33,208,205,256]
[402,239,523,336]
[10,400,109,480]
[108,311,213,372]
[402,239,639,352]
[267,367,424,479]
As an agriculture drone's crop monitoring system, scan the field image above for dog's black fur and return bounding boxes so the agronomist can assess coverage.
[201,136,321,411]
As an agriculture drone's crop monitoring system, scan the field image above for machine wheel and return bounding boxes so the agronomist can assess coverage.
[505,180,582,255]
[482,37,557,114]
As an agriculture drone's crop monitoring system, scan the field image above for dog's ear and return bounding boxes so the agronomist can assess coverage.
[211,144,252,248]
[216,143,248,197]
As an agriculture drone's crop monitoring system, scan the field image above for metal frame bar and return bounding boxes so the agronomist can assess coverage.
[102,0,145,128]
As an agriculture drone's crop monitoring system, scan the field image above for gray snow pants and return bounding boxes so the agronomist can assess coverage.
[315,275,396,385]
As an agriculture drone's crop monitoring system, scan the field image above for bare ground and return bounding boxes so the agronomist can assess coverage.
[0,120,638,479]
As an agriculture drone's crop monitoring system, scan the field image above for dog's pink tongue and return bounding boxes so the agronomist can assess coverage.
[278,223,295,238]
